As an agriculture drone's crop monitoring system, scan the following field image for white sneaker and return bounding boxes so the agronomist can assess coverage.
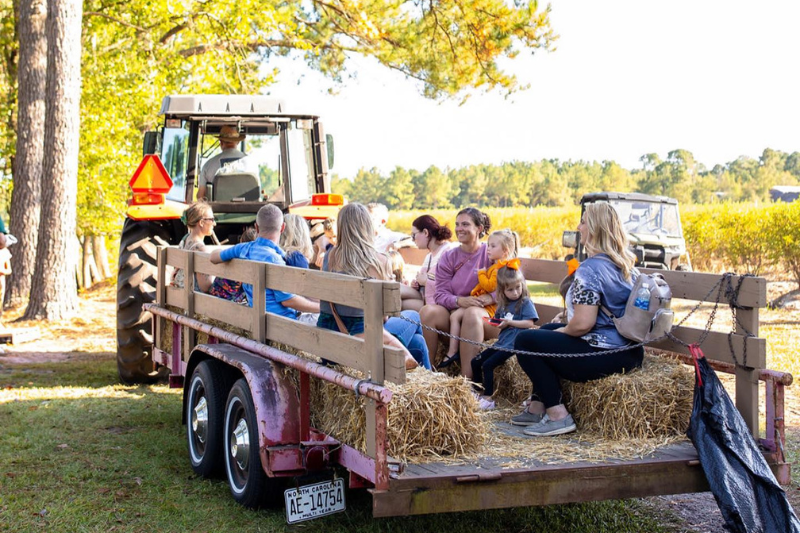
[478,397,496,410]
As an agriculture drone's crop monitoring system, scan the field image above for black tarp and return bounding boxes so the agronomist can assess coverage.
[687,352,800,533]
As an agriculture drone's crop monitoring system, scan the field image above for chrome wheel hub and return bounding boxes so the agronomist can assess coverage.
[231,418,249,470]
[192,396,208,444]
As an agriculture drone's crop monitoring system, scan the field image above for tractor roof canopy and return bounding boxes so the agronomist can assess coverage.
[581,191,678,205]
[159,95,294,118]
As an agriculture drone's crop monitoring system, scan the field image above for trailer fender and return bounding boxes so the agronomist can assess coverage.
[187,343,301,455]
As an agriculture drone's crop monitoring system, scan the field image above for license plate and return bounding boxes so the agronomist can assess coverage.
[284,478,346,524]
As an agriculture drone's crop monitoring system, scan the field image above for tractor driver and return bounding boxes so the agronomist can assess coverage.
[197,125,248,201]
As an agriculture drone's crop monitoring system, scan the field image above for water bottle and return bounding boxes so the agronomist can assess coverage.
[633,284,651,310]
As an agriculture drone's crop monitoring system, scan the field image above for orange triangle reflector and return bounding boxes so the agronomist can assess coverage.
[129,155,173,193]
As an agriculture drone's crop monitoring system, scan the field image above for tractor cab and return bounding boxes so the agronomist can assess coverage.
[118,95,341,383]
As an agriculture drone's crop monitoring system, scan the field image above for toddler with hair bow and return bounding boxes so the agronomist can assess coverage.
[470,260,538,410]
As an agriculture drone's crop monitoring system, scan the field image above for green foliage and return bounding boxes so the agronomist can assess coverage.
[680,202,800,285]
[2,0,556,238]
[766,201,800,288]
[337,147,800,212]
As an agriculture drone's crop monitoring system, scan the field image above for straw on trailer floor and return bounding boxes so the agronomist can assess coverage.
[157,313,695,466]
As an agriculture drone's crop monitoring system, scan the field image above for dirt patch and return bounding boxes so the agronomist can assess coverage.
[644,493,727,533]
[0,281,116,364]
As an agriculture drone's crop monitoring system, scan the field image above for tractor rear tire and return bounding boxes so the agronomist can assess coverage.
[116,218,172,384]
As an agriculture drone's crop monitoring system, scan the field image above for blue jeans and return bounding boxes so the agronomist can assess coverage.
[385,310,431,370]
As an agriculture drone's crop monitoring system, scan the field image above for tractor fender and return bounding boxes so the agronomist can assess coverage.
[186,343,301,456]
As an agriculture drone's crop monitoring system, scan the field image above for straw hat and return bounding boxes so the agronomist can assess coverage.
[216,125,246,143]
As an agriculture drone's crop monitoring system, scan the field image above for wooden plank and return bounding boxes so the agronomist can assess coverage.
[398,247,429,266]
[264,313,376,375]
[401,252,765,307]
[383,282,402,315]
[374,456,710,517]
[193,253,257,285]
[640,268,766,308]
[165,247,188,270]
[364,280,386,460]
[196,253,373,309]
[383,346,407,385]
[735,306,760,437]
[253,262,266,343]
[519,258,568,284]
[264,264,370,308]
[183,251,196,361]
[194,293,253,332]
[165,286,187,309]
[649,326,766,368]
[155,247,167,352]
[365,281,387,384]
[534,303,565,324]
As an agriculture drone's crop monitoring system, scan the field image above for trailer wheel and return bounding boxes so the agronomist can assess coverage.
[187,361,229,477]
[224,379,280,508]
[116,218,172,384]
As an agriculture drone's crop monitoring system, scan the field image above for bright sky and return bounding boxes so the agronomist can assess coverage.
[267,0,800,178]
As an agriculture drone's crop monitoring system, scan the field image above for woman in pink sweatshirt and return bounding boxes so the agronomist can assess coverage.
[420,207,497,378]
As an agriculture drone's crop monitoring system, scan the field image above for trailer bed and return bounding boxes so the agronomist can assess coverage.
[374,439,784,517]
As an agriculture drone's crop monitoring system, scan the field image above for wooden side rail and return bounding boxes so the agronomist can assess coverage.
[155,246,406,386]
[399,249,772,439]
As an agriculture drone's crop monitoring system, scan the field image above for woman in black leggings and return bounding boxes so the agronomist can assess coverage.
[513,203,644,437]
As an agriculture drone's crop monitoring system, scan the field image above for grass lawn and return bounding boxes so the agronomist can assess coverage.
[1,279,798,532]
[0,356,676,533]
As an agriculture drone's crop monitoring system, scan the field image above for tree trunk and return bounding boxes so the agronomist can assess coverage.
[81,236,97,288]
[92,234,111,280]
[23,0,82,320]
[7,0,47,308]
[75,236,84,290]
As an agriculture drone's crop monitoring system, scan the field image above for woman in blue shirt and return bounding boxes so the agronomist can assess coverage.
[512,203,644,437]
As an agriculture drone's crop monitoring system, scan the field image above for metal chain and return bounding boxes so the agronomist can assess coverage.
[399,272,748,359]
[724,273,756,367]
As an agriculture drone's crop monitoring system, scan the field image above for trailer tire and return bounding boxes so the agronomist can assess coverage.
[224,379,282,508]
[187,360,230,478]
[116,218,171,384]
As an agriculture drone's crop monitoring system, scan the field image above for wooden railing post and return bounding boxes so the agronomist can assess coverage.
[183,250,196,361]
[253,262,266,343]
[155,247,166,353]
[364,280,385,460]
[735,305,760,438]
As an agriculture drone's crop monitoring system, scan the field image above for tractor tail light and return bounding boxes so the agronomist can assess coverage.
[311,193,344,206]
[130,192,166,206]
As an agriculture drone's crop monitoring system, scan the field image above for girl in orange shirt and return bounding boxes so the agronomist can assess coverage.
[440,229,521,367]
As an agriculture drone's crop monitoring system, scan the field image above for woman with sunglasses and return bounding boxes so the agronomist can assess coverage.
[171,201,216,292]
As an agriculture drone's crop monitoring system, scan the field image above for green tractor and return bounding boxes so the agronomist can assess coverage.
[562,191,691,270]
[117,95,341,383]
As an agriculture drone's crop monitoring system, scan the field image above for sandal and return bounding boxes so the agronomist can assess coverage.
[437,352,459,369]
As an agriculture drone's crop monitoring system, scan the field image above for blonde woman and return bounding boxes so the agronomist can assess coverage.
[280,214,313,269]
[317,203,422,370]
[171,201,215,292]
[513,203,644,437]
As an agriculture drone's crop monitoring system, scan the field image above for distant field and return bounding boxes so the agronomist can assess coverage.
[389,207,580,260]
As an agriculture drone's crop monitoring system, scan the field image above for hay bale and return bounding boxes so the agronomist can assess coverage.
[563,355,694,439]
[493,356,531,404]
[311,368,486,460]
[494,353,694,440]
[158,313,485,460]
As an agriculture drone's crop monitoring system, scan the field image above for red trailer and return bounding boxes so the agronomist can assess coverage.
[145,247,791,521]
